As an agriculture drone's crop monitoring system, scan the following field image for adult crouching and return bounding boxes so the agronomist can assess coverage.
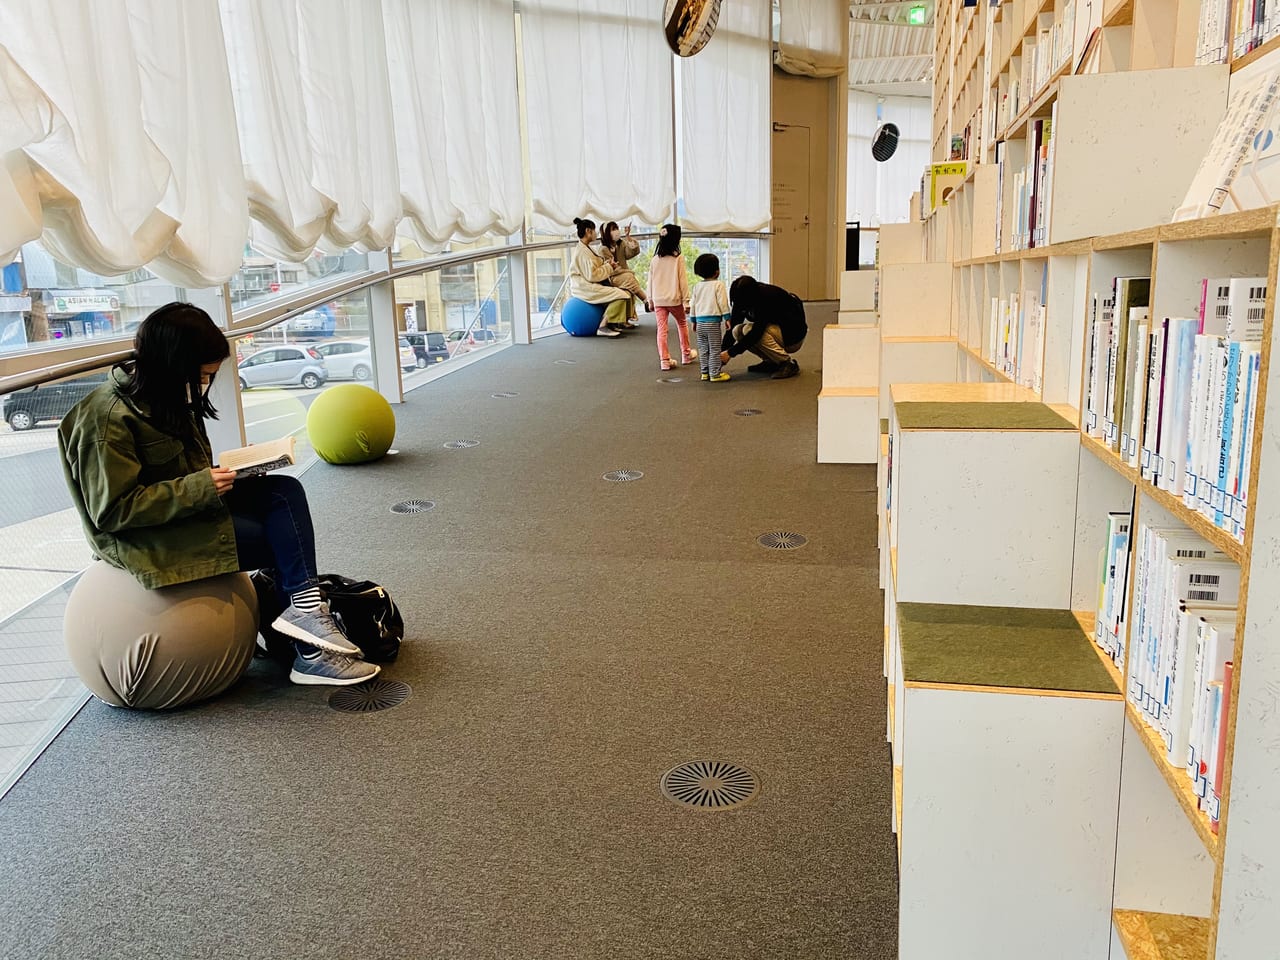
[719,276,808,379]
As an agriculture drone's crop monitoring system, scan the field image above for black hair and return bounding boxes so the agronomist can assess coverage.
[654,223,682,258]
[126,302,231,436]
[600,221,620,250]
[694,253,720,280]
[574,217,596,240]
[730,275,759,305]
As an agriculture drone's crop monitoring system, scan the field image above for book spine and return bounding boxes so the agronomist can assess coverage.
[1215,341,1241,528]
[1211,660,1234,829]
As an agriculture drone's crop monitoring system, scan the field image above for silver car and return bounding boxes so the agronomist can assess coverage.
[237,346,328,390]
[314,339,374,381]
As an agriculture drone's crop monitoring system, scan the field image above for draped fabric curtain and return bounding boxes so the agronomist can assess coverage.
[678,0,771,232]
[520,0,675,230]
[847,90,931,225]
[383,0,523,249]
[776,0,850,78]
[0,0,247,286]
[219,0,401,262]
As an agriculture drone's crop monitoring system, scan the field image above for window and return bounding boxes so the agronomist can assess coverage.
[1,241,197,357]
[228,246,377,316]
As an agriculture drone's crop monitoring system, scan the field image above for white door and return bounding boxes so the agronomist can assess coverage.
[772,122,812,299]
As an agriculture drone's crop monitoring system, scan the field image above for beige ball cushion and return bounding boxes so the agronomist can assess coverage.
[64,561,259,710]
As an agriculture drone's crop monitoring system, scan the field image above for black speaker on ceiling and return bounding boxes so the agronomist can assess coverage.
[872,123,900,162]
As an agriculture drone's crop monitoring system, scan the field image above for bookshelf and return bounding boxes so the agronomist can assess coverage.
[882,10,1280,953]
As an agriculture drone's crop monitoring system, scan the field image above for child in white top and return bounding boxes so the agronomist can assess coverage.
[690,254,730,381]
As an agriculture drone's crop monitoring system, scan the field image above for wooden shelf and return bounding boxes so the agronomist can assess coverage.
[1113,910,1211,960]
[1233,34,1280,73]
[1078,434,1245,562]
[1002,62,1072,141]
[1074,610,1125,693]
[1160,204,1277,242]
[1139,478,1247,565]
[1126,703,1220,857]
[1103,0,1135,27]
[1093,225,1160,251]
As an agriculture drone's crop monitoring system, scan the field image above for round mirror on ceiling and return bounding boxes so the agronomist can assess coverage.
[663,0,722,57]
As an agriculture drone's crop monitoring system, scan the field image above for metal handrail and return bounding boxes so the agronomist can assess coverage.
[1,231,768,396]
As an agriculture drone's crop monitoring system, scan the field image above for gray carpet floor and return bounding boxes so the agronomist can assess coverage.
[0,306,897,960]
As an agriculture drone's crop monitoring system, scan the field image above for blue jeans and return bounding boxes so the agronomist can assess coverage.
[224,475,318,596]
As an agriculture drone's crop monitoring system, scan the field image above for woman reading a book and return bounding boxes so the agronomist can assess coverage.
[57,302,379,687]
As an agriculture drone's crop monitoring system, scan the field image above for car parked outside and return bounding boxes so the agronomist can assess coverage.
[314,340,374,381]
[238,346,328,390]
[398,337,416,371]
[3,372,108,431]
[446,328,501,353]
[402,331,450,367]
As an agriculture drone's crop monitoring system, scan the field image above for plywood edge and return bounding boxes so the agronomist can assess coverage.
[1093,226,1160,251]
[1159,205,1277,241]
[880,335,959,344]
[903,680,1124,701]
[1075,610,1125,693]
[1112,909,1211,960]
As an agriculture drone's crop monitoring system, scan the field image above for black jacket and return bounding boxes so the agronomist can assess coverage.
[722,283,808,357]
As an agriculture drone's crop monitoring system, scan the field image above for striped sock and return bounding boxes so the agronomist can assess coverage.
[291,586,323,613]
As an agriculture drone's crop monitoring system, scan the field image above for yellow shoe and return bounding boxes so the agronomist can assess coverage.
[709,372,731,382]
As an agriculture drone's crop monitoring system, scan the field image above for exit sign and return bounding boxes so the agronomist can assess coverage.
[909,5,927,23]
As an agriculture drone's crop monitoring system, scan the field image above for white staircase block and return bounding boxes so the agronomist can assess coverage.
[879,338,959,417]
[879,262,953,337]
[840,270,877,311]
[822,324,879,389]
[817,388,879,463]
[838,309,878,325]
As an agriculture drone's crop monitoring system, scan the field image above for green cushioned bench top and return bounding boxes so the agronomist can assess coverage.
[895,401,1076,431]
[897,603,1120,694]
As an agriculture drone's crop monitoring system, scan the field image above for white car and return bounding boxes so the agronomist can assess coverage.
[314,340,374,381]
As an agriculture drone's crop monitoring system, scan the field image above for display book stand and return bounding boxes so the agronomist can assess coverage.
[879,183,1280,960]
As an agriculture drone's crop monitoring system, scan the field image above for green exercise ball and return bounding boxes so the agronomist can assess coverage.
[306,383,397,465]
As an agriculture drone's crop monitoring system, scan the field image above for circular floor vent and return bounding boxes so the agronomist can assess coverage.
[390,499,436,515]
[756,531,808,550]
[603,469,644,483]
[443,440,480,450]
[329,678,411,714]
[661,760,760,811]
[735,408,764,417]
[657,377,684,384]
[491,391,520,398]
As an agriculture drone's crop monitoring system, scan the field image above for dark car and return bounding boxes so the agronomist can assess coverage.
[3,372,108,431]
[403,331,450,367]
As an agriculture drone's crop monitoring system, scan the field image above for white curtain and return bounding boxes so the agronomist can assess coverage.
[383,0,523,248]
[219,0,401,262]
[0,0,247,286]
[776,0,849,78]
[521,0,675,229]
[847,90,931,225]
[678,0,771,232]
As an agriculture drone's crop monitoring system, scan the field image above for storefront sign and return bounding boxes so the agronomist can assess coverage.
[50,292,120,313]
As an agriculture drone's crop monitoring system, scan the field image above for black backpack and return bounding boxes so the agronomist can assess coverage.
[252,571,403,663]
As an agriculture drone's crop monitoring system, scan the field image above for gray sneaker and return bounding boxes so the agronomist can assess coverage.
[272,602,361,656]
[289,650,381,686]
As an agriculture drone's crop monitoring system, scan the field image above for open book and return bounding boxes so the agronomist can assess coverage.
[218,436,296,479]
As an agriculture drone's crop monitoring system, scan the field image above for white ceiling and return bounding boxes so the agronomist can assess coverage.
[847,0,934,92]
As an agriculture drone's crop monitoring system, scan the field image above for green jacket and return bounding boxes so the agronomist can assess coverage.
[57,366,239,589]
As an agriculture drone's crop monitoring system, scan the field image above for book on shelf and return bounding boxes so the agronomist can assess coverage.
[1175,66,1280,221]
[217,436,297,479]
[1196,0,1232,63]
[1127,522,1240,815]
[1109,277,1151,457]
[1095,510,1132,663]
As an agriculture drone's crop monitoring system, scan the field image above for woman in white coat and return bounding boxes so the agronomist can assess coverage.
[569,217,631,337]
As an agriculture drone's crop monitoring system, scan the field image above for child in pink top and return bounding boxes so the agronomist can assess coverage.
[647,224,696,371]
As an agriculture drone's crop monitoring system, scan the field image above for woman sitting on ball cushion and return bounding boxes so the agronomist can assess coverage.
[57,302,379,687]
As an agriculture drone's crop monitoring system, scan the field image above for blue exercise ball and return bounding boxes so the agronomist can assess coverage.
[561,298,606,337]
